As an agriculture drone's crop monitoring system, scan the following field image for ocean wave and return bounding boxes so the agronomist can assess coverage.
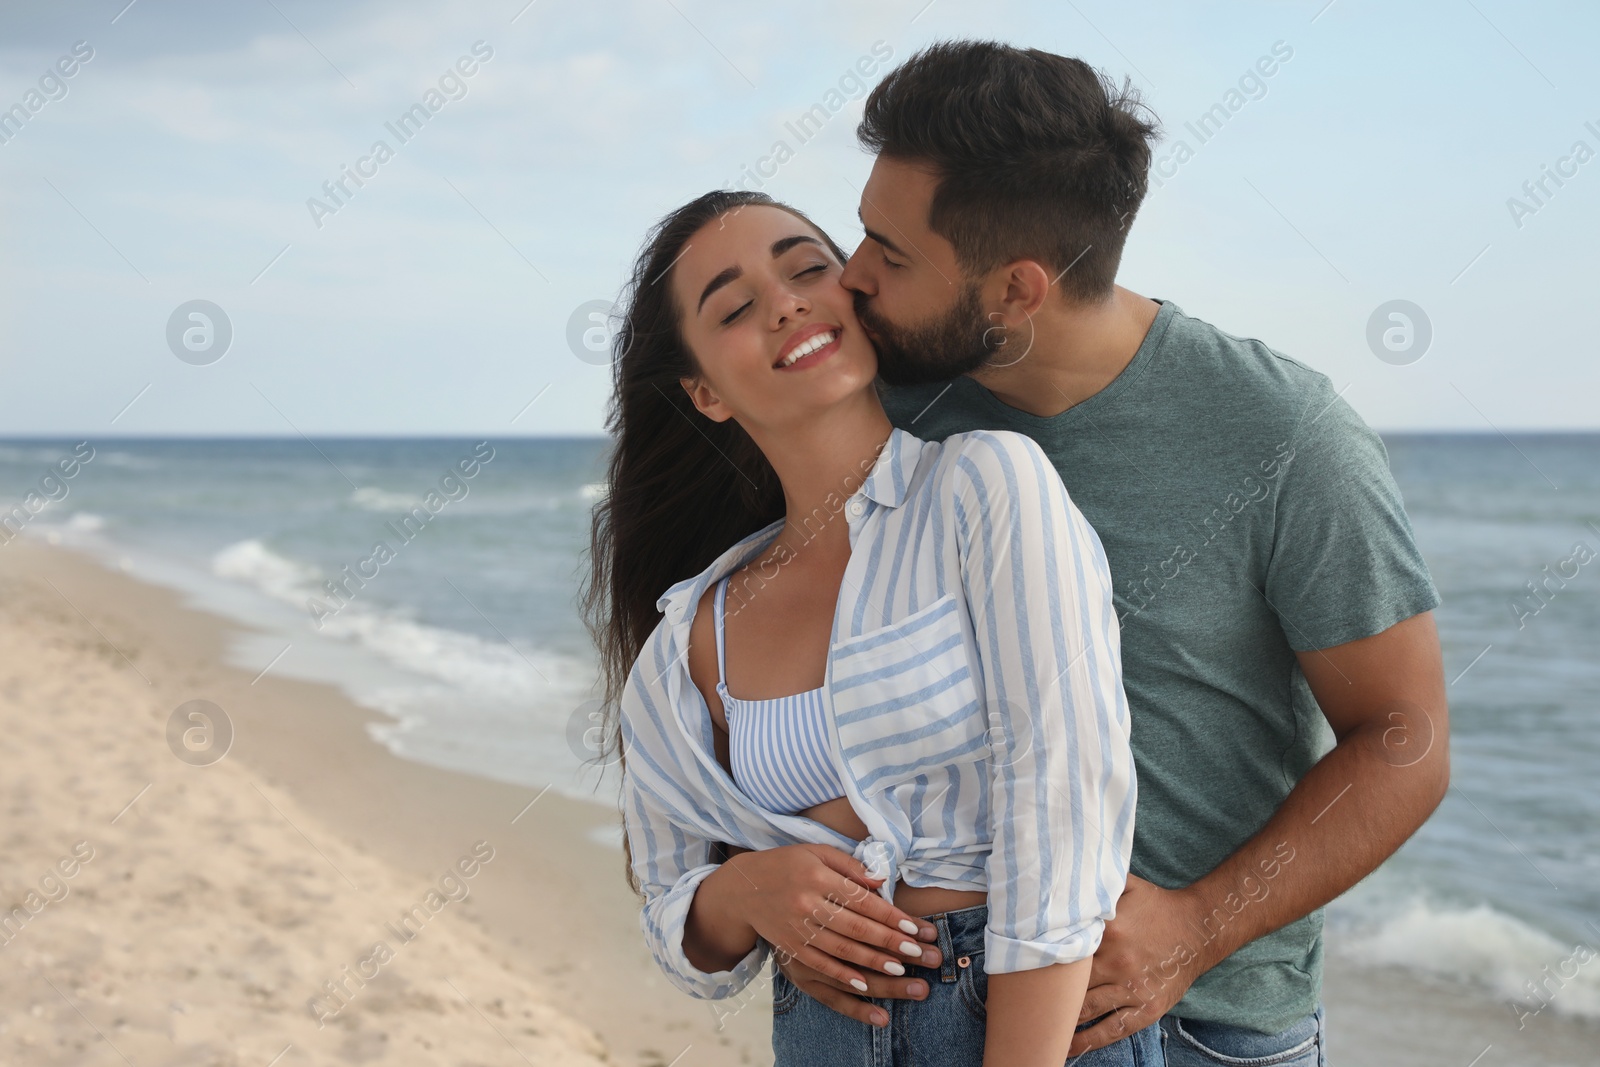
[350,487,421,512]
[0,446,158,470]
[442,487,608,515]
[16,509,108,548]
[317,608,582,700]
[99,450,162,470]
[350,484,601,516]
[0,445,67,464]
[212,539,322,605]
[1334,896,1600,1021]
[208,538,592,704]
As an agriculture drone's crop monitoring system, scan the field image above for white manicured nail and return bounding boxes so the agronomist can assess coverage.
[898,919,920,935]
[850,977,869,992]
[884,960,906,975]
[899,941,924,957]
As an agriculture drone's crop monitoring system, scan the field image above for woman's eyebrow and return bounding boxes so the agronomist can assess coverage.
[696,234,825,314]
[770,234,821,257]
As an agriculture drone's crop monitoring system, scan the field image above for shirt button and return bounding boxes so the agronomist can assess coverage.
[847,499,865,518]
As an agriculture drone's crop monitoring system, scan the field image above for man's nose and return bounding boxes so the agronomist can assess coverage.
[840,245,875,295]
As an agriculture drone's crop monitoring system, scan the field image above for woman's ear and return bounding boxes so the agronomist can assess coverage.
[679,375,733,423]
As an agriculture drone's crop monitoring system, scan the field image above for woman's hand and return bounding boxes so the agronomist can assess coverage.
[693,843,941,993]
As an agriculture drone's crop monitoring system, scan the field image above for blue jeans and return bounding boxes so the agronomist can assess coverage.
[771,903,1163,1065]
[1159,1004,1327,1066]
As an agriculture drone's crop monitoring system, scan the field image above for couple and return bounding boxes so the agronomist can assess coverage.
[584,41,1449,1067]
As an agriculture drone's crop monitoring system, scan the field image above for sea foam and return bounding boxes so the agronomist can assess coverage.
[1335,895,1600,1021]
[208,538,591,704]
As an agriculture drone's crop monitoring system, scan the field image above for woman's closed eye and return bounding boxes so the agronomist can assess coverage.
[717,263,831,326]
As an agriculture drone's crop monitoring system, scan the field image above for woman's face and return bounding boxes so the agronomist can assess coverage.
[672,205,876,431]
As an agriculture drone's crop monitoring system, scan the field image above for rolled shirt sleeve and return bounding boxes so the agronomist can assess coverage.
[951,431,1137,973]
[618,644,771,1000]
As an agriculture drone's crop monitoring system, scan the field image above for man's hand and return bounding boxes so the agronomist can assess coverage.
[1073,611,1450,1056]
[1070,874,1215,1055]
[777,943,944,1029]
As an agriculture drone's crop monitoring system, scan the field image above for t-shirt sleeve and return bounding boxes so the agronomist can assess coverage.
[1263,379,1441,651]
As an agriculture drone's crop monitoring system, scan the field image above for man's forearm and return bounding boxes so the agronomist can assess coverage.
[1182,713,1449,969]
[1070,615,1450,1054]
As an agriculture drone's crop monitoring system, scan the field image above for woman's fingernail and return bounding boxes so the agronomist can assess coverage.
[872,1010,888,1026]
[899,941,924,957]
[898,919,920,935]
[850,977,869,992]
[884,960,906,975]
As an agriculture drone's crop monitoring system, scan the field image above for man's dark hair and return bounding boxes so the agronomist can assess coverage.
[857,40,1159,303]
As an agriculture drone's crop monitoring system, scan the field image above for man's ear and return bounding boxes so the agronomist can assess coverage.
[679,375,733,423]
[990,258,1053,325]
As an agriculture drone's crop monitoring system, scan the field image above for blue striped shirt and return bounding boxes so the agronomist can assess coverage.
[618,426,1136,1000]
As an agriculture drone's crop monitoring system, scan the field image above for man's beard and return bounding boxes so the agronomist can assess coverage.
[854,282,1001,387]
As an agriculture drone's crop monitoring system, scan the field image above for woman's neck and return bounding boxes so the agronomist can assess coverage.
[749,393,895,565]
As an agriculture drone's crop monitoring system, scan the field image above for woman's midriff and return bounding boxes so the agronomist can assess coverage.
[801,796,987,918]
[892,880,987,917]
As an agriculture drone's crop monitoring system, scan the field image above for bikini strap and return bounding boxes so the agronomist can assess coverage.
[713,574,730,690]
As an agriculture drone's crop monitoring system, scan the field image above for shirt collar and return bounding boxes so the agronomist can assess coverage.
[653,426,925,624]
[654,518,784,625]
[858,425,922,510]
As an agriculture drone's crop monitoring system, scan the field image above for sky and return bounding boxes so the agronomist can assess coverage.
[0,0,1595,437]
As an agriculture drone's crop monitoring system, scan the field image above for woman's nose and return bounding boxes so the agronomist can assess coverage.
[769,285,809,327]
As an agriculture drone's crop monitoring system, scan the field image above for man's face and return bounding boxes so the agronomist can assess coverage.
[839,156,1000,387]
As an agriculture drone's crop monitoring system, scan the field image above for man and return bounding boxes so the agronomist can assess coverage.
[779,41,1450,1064]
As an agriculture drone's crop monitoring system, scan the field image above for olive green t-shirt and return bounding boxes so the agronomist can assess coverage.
[879,298,1440,1034]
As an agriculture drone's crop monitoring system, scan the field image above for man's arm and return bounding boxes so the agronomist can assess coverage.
[1070,609,1449,1054]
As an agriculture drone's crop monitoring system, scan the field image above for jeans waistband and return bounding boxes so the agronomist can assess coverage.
[916,903,987,983]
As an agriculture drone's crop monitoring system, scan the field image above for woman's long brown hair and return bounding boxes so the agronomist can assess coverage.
[580,189,851,895]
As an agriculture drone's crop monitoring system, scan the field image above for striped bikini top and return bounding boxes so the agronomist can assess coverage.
[714,574,846,815]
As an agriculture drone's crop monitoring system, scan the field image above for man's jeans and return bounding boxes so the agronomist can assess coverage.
[1159,1004,1327,1066]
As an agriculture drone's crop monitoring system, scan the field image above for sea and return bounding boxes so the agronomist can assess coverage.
[2,433,1596,1027]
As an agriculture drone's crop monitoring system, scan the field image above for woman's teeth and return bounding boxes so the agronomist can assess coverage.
[779,330,836,367]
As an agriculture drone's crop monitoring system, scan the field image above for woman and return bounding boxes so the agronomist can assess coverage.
[583,189,1150,1066]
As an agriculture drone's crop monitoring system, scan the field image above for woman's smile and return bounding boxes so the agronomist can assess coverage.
[775,323,843,371]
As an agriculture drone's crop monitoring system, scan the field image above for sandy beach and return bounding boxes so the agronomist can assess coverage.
[3,539,1596,1067]
[0,539,773,1066]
